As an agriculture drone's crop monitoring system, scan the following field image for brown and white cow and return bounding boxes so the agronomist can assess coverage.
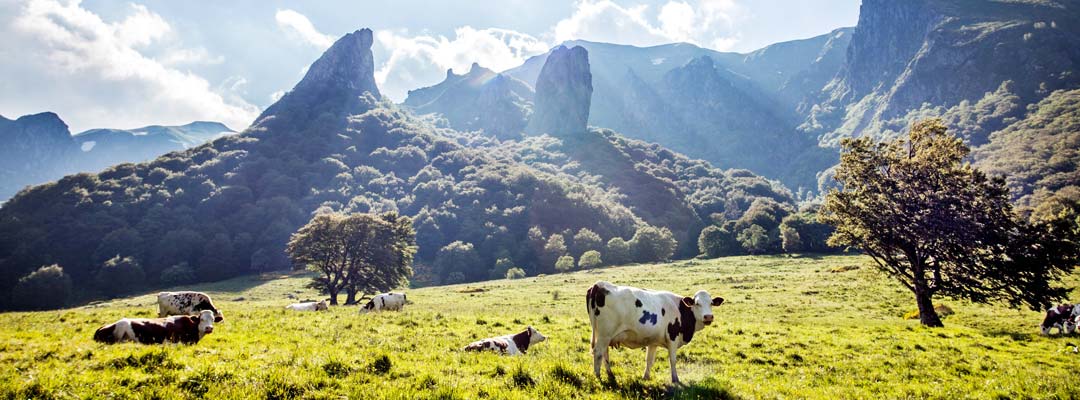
[158,291,223,322]
[586,281,724,383]
[463,326,547,355]
[286,300,329,312]
[359,292,406,313]
[1041,304,1079,335]
[93,309,216,344]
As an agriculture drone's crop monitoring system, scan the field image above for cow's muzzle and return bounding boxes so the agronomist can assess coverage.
[702,315,714,325]
[204,326,214,334]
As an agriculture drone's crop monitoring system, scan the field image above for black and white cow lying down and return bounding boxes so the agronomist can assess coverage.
[94,310,216,344]
[286,300,329,311]
[158,291,223,322]
[1041,304,1079,335]
[586,281,724,383]
[360,292,406,313]
[464,326,547,355]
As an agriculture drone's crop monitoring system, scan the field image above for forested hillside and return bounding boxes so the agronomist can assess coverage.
[0,30,792,309]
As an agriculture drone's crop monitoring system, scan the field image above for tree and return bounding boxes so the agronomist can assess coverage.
[555,255,576,272]
[780,225,801,253]
[605,237,632,265]
[505,267,526,280]
[541,234,568,273]
[96,255,145,298]
[737,225,769,255]
[572,228,603,257]
[698,225,740,258]
[433,241,482,285]
[779,213,837,253]
[579,250,603,269]
[821,119,1079,327]
[11,265,71,310]
[490,258,515,280]
[160,263,196,286]
[629,226,677,263]
[286,212,416,305]
[197,233,235,281]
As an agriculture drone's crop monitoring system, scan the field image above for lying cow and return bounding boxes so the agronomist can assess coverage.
[158,291,223,322]
[286,300,329,312]
[1041,304,1079,335]
[360,292,406,313]
[586,281,724,383]
[463,326,547,355]
[93,310,216,344]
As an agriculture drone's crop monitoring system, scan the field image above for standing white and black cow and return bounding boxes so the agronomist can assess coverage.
[94,309,216,344]
[286,300,329,312]
[463,326,547,355]
[586,281,724,383]
[1041,304,1079,335]
[158,291,223,322]
[359,292,406,313]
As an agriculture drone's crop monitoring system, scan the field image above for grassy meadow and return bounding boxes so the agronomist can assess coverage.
[1,254,1079,399]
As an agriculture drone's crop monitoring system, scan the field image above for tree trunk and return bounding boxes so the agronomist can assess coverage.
[914,284,943,327]
[345,289,357,305]
[328,288,339,305]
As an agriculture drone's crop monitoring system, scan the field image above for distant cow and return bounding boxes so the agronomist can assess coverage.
[286,300,329,312]
[464,326,547,355]
[586,281,724,383]
[360,292,406,313]
[93,310,216,344]
[1041,304,1079,335]
[158,291,223,322]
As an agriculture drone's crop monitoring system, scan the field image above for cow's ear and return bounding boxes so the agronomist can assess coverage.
[711,297,725,306]
[681,297,695,308]
[527,326,533,336]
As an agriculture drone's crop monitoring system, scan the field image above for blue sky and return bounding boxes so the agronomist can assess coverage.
[0,0,859,133]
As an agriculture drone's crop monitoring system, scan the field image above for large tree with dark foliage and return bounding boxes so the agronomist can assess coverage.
[821,119,1079,327]
[286,212,415,305]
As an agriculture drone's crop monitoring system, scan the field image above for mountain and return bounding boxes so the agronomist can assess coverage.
[0,29,792,309]
[404,63,533,140]
[0,116,233,202]
[74,122,234,173]
[809,0,1080,147]
[525,45,592,137]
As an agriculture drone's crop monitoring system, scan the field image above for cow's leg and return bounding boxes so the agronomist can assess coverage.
[158,302,166,318]
[592,335,611,380]
[643,345,657,380]
[667,344,680,384]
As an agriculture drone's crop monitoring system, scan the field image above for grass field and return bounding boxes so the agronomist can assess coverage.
[2,255,1079,399]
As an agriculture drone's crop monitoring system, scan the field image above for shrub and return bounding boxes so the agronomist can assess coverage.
[505,267,526,280]
[605,237,631,265]
[159,263,196,286]
[490,258,515,280]
[96,256,146,298]
[629,226,677,262]
[698,225,740,258]
[555,255,576,272]
[579,250,602,269]
[11,265,72,310]
[737,225,770,255]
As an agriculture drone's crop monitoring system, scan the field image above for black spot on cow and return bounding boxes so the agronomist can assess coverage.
[586,284,609,316]
[364,301,375,310]
[661,308,666,316]
[511,328,533,354]
[635,299,642,307]
[677,297,698,343]
[667,318,681,341]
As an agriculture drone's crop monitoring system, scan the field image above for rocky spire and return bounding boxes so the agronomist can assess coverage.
[526,45,592,137]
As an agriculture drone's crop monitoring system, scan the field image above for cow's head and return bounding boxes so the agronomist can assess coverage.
[681,290,724,328]
[316,300,329,311]
[196,310,216,338]
[359,300,375,313]
[526,326,547,345]
[194,300,224,322]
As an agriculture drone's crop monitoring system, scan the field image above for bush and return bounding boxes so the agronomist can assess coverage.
[629,226,677,262]
[579,250,602,269]
[159,263,196,286]
[11,265,72,310]
[96,255,146,298]
[605,237,631,265]
[505,267,526,280]
[490,258,515,280]
[780,225,802,253]
[572,228,603,257]
[698,225,740,258]
[555,255,576,272]
[737,225,770,255]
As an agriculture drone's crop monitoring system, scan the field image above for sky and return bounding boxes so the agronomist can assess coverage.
[0,0,860,133]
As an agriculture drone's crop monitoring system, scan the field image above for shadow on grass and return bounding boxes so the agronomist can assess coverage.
[602,376,742,400]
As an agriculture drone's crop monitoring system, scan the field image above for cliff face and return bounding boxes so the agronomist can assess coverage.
[404,63,534,140]
[0,113,77,200]
[525,45,593,137]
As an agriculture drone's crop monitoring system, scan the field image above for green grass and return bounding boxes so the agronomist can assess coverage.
[2,255,1079,399]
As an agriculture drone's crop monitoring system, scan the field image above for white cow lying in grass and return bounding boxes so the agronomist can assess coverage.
[286,300,329,312]
[586,281,724,383]
[360,292,406,313]
[464,326,547,355]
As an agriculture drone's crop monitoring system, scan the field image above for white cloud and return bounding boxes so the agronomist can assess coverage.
[553,0,742,50]
[0,0,258,133]
[374,27,549,101]
[275,9,334,49]
[159,47,225,66]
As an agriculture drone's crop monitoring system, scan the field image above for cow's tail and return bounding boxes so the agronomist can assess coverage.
[93,324,116,343]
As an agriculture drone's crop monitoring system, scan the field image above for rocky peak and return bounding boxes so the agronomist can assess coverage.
[526,45,592,137]
[295,28,378,97]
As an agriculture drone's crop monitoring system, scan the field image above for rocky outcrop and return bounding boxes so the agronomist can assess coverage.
[0,112,77,200]
[526,45,592,137]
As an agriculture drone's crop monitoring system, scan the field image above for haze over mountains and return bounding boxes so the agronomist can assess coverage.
[0,114,233,201]
[1,0,1078,308]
